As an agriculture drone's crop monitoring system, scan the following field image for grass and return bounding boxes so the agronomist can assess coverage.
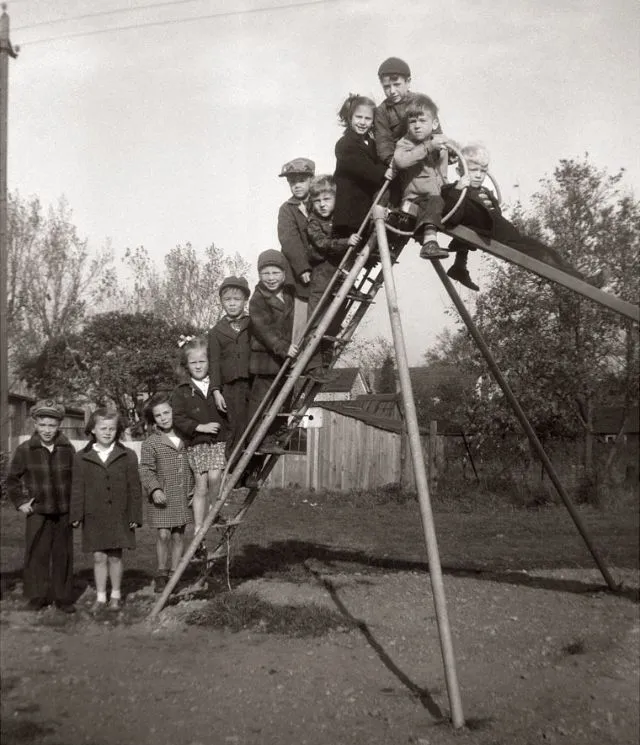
[1,486,638,605]
[185,590,358,636]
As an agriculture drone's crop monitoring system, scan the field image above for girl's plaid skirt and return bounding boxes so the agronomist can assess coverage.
[187,442,226,474]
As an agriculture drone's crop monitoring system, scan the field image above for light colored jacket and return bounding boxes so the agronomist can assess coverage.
[393,136,448,201]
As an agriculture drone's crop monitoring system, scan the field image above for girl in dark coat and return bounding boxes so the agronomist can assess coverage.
[70,408,142,611]
[172,335,227,559]
[332,94,388,239]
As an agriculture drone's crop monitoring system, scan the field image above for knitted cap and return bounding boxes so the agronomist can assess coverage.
[31,399,65,420]
[257,250,287,272]
[278,158,315,178]
[377,57,411,79]
[219,275,250,298]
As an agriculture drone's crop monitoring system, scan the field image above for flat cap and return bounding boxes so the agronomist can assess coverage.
[30,399,65,420]
[278,157,315,178]
[219,275,250,298]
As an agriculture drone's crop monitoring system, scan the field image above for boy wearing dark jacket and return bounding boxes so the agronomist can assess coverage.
[277,157,315,342]
[208,276,251,458]
[444,144,594,290]
[248,250,298,454]
[7,400,76,612]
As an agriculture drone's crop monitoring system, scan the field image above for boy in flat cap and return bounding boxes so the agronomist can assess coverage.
[7,400,76,612]
[277,157,315,343]
[208,276,252,459]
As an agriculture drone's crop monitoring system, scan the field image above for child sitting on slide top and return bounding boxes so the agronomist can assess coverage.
[392,93,453,260]
[443,143,602,289]
[374,57,443,166]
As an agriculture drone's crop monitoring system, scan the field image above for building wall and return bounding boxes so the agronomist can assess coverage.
[265,410,406,490]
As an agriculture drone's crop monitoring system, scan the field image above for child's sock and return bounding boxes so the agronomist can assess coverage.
[110,590,121,600]
[96,591,107,603]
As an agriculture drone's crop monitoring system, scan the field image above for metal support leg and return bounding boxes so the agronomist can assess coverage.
[373,207,465,729]
[431,259,619,592]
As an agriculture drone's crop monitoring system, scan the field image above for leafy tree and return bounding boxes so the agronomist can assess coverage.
[7,193,114,378]
[118,242,251,328]
[430,156,639,476]
[377,352,396,393]
[338,334,394,391]
[20,312,196,424]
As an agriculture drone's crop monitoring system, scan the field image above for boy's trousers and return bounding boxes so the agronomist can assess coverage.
[24,513,73,603]
[222,378,250,460]
[249,375,293,440]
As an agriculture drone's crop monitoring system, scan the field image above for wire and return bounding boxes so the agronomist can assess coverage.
[17,0,344,45]
[15,0,206,31]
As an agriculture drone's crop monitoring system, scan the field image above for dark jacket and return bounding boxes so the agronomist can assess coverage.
[443,184,584,278]
[7,432,75,514]
[70,442,143,552]
[208,315,251,387]
[443,183,501,236]
[249,282,295,376]
[374,92,443,165]
[277,198,311,300]
[171,380,227,447]
[333,129,387,236]
[307,214,350,267]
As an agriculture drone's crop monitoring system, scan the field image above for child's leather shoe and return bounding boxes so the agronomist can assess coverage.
[447,264,480,291]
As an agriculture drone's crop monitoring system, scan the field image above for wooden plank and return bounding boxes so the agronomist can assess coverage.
[445,225,640,323]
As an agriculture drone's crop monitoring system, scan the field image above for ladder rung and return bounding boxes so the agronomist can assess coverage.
[343,292,374,303]
[321,334,350,345]
[212,518,243,527]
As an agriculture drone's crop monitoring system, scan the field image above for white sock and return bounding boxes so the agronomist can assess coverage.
[111,590,121,600]
[96,591,107,603]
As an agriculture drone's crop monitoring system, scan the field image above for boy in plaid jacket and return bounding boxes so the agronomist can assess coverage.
[7,400,76,612]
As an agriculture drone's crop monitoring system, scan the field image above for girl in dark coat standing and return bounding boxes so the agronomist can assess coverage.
[70,408,142,611]
[332,94,388,239]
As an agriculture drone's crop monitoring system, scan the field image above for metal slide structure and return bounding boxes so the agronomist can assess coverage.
[148,171,639,731]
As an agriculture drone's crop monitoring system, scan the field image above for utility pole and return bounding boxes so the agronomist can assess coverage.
[1,4,18,459]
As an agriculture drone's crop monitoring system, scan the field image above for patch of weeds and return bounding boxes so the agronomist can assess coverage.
[1,675,21,694]
[185,591,358,637]
[0,719,56,743]
[562,638,586,656]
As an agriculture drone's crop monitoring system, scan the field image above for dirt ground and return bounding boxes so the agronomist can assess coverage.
[1,499,639,745]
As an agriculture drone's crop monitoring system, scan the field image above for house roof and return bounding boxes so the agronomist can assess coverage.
[318,367,366,394]
[317,400,416,434]
[592,406,639,435]
[317,397,464,436]
[343,393,402,420]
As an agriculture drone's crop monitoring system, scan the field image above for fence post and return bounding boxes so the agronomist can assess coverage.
[429,420,438,492]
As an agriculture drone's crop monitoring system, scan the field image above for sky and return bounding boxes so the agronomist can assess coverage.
[6,0,640,364]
